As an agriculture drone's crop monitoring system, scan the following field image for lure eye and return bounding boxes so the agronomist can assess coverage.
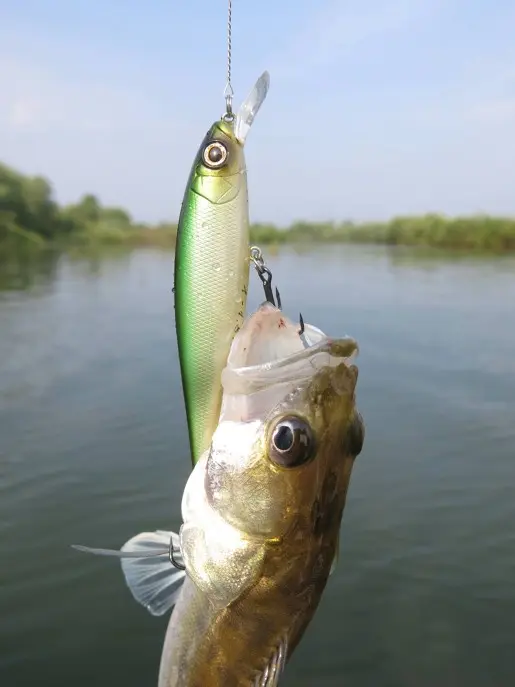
[268,416,315,468]
[203,141,228,169]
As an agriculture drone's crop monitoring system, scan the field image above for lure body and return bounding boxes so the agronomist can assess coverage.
[174,121,250,466]
[174,73,270,465]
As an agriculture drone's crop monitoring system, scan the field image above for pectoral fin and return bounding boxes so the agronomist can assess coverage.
[72,530,186,617]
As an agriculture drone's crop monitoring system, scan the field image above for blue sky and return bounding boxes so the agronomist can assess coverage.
[1,0,515,225]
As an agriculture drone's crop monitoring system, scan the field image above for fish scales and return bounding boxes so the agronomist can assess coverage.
[175,188,249,461]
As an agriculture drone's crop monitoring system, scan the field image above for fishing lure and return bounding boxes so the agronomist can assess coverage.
[174,71,270,466]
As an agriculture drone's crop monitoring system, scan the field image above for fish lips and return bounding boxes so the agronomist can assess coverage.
[221,303,358,397]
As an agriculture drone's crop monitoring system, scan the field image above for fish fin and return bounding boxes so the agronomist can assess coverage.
[329,531,340,576]
[180,521,265,611]
[234,71,270,144]
[120,530,186,616]
[72,530,186,617]
[254,637,288,686]
[71,545,169,558]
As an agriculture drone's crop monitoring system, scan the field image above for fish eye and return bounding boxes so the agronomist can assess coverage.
[345,412,365,458]
[202,141,228,169]
[268,415,315,468]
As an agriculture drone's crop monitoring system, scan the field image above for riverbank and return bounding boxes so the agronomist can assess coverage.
[4,215,515,255]
[1,161,515,253]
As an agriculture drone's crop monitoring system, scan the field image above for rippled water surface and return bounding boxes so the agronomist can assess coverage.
[1,245,514,686]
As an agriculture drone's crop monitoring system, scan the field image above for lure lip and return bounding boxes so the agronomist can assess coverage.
[234,70,270,145]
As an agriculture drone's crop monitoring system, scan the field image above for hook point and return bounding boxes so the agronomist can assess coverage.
[298,312,305,336]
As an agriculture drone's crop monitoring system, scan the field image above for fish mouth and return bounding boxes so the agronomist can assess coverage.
[221,302,358,396]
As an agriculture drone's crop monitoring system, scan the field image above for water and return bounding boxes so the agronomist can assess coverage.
[1,245,514,687]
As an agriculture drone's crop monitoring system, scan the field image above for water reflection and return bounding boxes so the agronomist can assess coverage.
[2,242,515,297]
[0,244,61,294]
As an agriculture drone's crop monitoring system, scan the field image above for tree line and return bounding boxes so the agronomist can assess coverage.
[0,161,176,248]
[1,161,514,252]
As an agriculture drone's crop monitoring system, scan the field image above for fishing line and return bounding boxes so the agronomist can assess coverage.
[223,4,283,314]
[223,0,234,120]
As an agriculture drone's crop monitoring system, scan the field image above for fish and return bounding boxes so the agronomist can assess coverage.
[73,302,365,686]
[174,70,270,466]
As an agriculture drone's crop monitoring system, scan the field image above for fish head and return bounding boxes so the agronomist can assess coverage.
[203,303,364,541]
[190,71,270,205]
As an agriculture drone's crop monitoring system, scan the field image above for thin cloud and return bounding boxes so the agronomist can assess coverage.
[469,98,515,123]
[269,0,443,79]
[0,57,170,134]
[420,54,515,127]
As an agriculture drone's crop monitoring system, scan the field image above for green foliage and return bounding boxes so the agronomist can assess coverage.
[329,214,515,252]
[0,163,61,240]
[1,160,515,253]
[0,161,178,250]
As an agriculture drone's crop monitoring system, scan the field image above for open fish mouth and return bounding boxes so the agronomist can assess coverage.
[221,302,358,396]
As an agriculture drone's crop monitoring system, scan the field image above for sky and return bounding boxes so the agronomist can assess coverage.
[1,0,515,225]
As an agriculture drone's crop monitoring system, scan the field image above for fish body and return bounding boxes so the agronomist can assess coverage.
[174,72,270,466]
[74,303,364,685]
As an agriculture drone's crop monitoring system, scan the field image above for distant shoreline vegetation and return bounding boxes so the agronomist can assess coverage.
[1,161,515,254]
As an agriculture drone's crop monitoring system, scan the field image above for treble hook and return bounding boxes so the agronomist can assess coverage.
[250,246,282,308]
[258,266,276,305]
[169,539,185,571]
[249,246,308,343]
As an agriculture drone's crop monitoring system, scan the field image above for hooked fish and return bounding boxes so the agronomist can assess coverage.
[174,71,270,466]
[73,302,364,686]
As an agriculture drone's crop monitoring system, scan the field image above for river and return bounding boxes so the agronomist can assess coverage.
[1,244,514,686]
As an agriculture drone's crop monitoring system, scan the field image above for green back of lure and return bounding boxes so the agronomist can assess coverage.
[174,71,270,466]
